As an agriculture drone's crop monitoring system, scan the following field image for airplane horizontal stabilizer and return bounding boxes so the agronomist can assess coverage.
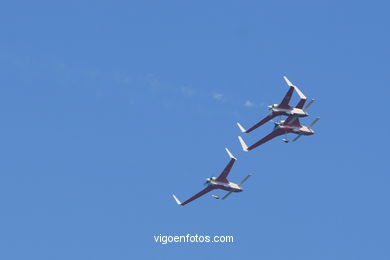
[221,191,233,200]
[238,174,253,186]
[309,117,320,128]
[292,134,302,142]
[303,99,315,111]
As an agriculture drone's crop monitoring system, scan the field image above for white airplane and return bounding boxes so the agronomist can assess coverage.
[237,76,314,133]
[238,116,320,151]
[172,148,252,206]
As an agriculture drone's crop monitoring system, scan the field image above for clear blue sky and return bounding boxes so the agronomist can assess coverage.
[0,1,389,259]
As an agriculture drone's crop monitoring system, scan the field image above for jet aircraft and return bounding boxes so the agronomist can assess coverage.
[237,76,314,133]
[172,148,252,206]
[238,116,320,151]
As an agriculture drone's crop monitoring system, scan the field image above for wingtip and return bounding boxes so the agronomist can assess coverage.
[172,194,182,205]
[236,122,247,133]
[238,136,249,152]
[283,76,293,87]
[284,76,308,100]
[225,148,237,160]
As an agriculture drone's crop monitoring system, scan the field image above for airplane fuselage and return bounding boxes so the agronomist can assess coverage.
[278,123,314,136]
[208,178,243,192]
[271,104,308,117]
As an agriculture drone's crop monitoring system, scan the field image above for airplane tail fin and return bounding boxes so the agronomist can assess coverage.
[172,194,183,206]
[238,136,249,152]
[236,122,247,133]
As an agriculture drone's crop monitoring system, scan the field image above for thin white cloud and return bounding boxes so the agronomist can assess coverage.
[146,73,162,91]
[244,100,254,107]
[181,86,194,97]
[212,92,223,101]
[113,71,130,85]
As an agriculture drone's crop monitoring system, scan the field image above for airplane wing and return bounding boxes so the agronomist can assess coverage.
[216,148,236,182]
[295,99,306,109]
[279,86,294,108]
[284,76,307,109]
[241,114,275,133]
[247,128,285,151]
[173,186,214,206]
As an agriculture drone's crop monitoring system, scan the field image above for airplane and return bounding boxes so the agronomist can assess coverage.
[172,148,252,206]
[238,116,320,151]
[237,76,315,133]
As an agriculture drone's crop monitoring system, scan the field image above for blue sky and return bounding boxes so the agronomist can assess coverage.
[0,0,389,259]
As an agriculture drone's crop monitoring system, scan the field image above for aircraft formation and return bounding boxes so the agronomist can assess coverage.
[173,77,320,206]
